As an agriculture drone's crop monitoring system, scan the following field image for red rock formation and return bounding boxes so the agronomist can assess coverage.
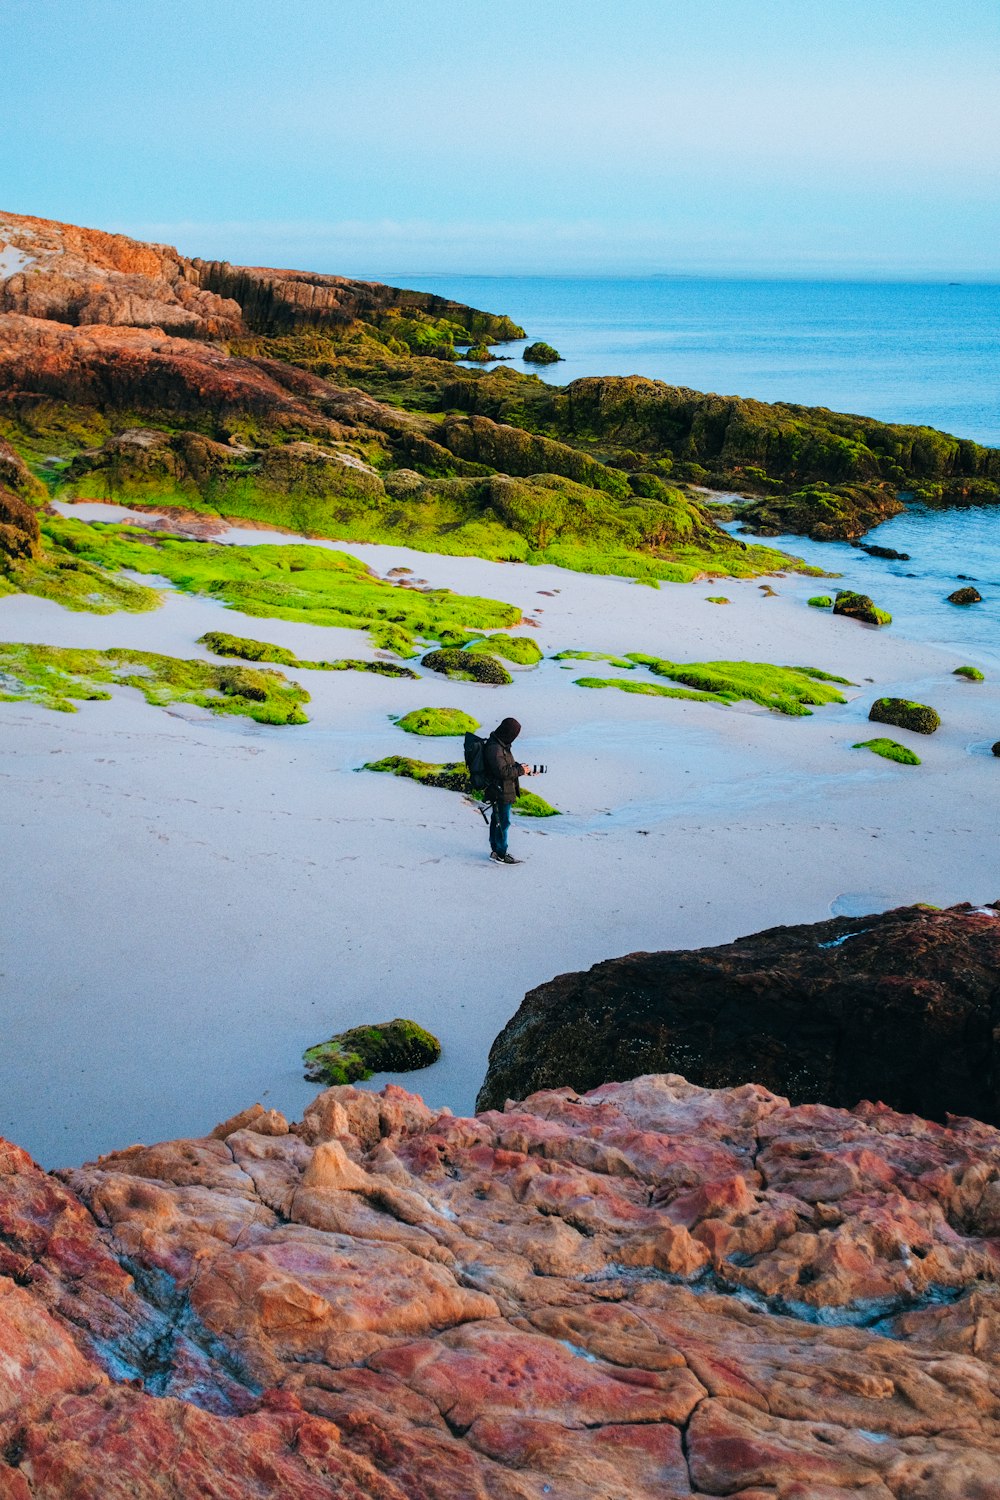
[4,1079,1000,1495]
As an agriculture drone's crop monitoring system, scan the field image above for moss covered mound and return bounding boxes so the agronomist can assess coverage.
[833,591,892,627]
[808,595,833,609]
[575,676,725,704]
[947,586,983,605]
[853,738,922,766]
[705,595,730,605]
[363,754,559,815]
[303,1018,441,1085]
[0,485,41,562]
[954,665,985,682]
[626,654,853,716]
[466,633,543,665]
[197,630,418,677]
[869,697,941,735]
[421,648,513,684]
[0,641,309,724]
[553,649,636,669]
[523,342,561,365]
[36,515,520,655]
[396,707,480,736]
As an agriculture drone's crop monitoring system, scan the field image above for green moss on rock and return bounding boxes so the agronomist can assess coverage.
[303,1018,441,1085]
[553,649,636,669]
[198,630,418,677]
[466,633,543,665]
[953,665,985,681]
[833,591,892,627]
[574,676,725,704]
[705,596,730,605]
[523,342,562,365]
[625,654,852,716]
[0,641,310,724]
[869,697,941,735]
[852,738,922,766]
[808,595,833,609]
[362,754,559,815]
[396,707,480,736]
[421,648,513,685]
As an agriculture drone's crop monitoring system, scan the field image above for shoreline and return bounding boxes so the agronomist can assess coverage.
[2,507,998,1168]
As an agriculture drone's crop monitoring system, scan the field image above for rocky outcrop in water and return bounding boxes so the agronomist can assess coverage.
[5,1075,1000,1496]
[477,903,1000,1125]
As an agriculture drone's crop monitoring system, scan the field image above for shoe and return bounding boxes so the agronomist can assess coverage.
[490,852,522,864]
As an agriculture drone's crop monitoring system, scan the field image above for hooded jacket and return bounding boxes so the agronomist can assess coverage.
[483,718,522,805]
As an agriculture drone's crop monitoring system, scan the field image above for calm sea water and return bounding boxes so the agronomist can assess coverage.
[401,275,1000,659]
[403,275,1000,447]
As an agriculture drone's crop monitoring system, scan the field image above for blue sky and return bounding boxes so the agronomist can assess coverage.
[4,0,999,277]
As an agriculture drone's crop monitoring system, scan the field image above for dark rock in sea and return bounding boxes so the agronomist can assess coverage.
[869,696,941,734]
[832,589,891,626]
[738,482,904,541]
[477,902,1000,1122]
[993,741,1000,757]
[303,1018,441,1085]
[948,585,983,605]
[421,647,512,685]
[522,340,562,364]
[854,541,911,560]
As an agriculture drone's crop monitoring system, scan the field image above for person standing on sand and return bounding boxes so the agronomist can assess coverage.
[483,717,533,865]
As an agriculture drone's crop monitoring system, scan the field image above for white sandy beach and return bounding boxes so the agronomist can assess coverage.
[2,505,997,1167]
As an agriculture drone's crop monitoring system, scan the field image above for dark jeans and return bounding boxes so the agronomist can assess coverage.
[488,799,511,856]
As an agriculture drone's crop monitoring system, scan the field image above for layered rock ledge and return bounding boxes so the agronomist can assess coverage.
[478,902,1000,1126]
[4,1076,1000,1496]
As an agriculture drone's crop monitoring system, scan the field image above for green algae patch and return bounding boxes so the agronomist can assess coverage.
[38,515,520,650]
[553,649,637,670]
[853,738,922,766]
[705,596,730,605]
[197,630,419,677]
[808,595,833,609]
[466,633,543,665]
[626,654,853,716]
[303,1018,441,1085]
[954,665,985,682]
[421,648,513,685]
[3,545,161,616]
[396,707,480,736]
[363,754,559,815]
[869,697,940,735]
[574,676,725,704]
[0,642,310,724]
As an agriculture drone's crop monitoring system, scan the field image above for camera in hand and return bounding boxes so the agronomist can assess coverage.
[527,764,547,775]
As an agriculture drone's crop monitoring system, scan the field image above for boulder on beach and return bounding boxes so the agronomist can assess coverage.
[869,695,941,734]
[832,589,892,626]
[421,647,513,684]
[948,585,983,605]
[303,1018,441,1084]
[477,901,1000,1123]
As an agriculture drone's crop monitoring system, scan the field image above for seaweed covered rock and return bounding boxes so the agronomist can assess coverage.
[198,631,418,678]
[421,647,512,685]
[869,696,941,734]
[478,901,1000,1122]
[833,589,892,626]
[948,585,983,605]
[852,737,921,765]
[466,633,543,665]
[737,483,904,540]
[0,483,41,561]
[954,665,985,681]
[807,594,832,608]
[395,707,479,736]
[522,341,561,364]
[303,1018,440,1085]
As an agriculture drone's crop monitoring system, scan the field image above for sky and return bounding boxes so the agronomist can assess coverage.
[3,0,999,278]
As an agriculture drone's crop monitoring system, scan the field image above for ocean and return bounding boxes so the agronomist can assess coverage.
[400,275,1000,663]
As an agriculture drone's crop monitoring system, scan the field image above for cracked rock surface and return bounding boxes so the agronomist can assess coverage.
[3,1076,1000,1496]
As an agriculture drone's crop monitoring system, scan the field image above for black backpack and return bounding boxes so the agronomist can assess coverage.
[463,731,490,791]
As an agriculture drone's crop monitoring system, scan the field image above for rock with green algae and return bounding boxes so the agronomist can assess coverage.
[362,754,560,815]
[395,707,480,736]
[465,633,543,665]
[0,484,41,561]
[574,676,726,704]
[853,738,922,766]
[421,648,512,685]
[948,586,983,605]
[198,630,418,677]
[303,1018,441,1085]
[0,641,310,724]
[624,654,853,716]
[954,665,985,681]
[705,596,730,605]
[833,590,892,627]
[869,697,941,735]
[522,341,562,364]
[808,595,833,608]
[553,649,636,669]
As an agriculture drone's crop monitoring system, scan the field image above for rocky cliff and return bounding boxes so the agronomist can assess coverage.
[5,1075,1000,1497]
[477,903,1000,1124]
